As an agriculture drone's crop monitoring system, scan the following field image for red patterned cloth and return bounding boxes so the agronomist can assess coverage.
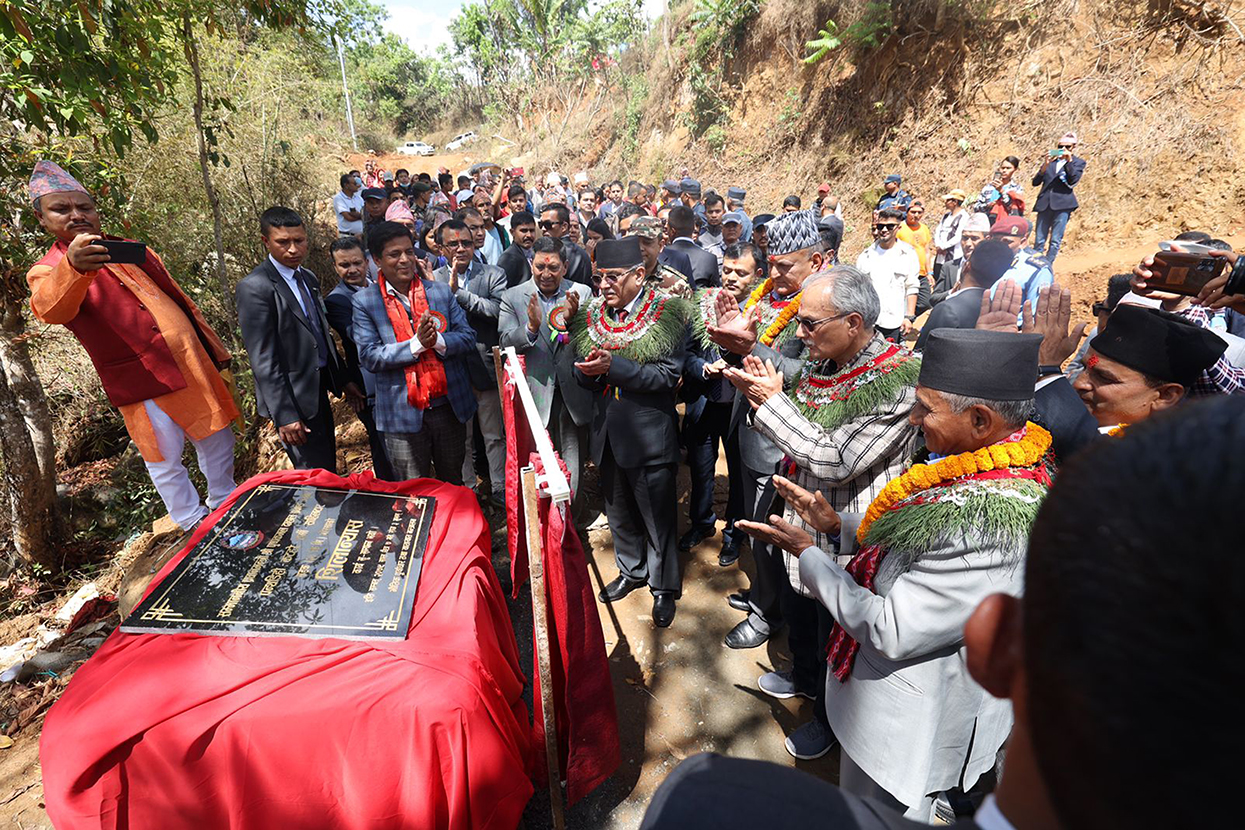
[825,542,886,681]
[41,469,533,830]
[501,352,536,595]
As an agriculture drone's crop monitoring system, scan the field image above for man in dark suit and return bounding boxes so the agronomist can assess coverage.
[237,206,348,471]
[572,237,688,628]
[666,204,720,288]
[351,221,478,483]
[323,236,393,480]
[433,219,509,497]
[539,202,593,286]
[915,238,1013,351]
[497,236,594,496]
[497,210,536,288]
[644,396,1245,828]
[1030,130,1086,262]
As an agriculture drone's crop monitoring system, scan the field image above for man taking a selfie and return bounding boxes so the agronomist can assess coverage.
[27,160,239,531]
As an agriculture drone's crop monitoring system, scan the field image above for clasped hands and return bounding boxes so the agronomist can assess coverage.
[734,475,841,556]
[574,348,611,376]
[722,354,783,409]
[706,289,760,354]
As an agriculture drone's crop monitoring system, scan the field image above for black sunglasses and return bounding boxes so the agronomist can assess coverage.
[538,220,561,230]
[873,223,899,231]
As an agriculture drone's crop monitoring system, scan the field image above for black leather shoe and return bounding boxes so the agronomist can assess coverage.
[726,590,751,613]
[652,594,676,628]
[724,617,770,649]
[599,575,647,603]
[718,540,740,567]
[678,525,715,551]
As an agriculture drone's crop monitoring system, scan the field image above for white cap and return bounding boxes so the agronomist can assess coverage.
[573,171,589,185]
[546,171,562,187]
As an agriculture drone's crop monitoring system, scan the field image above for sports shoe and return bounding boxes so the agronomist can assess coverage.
[757,670,814,701]
[784,719,836,760]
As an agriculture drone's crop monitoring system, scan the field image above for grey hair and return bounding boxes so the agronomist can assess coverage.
[802,264,880,329]
[943,393,1035,429]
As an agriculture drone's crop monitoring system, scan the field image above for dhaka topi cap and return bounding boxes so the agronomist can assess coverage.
[629,215,665,239]
[726,186,746,202]
[545,171,562,187]
[362,187,387,201]
[385,200,415,224]
[1092,305,1227,387]
[30,160,89,205]
[573,170,590,185]
[765,209,821,256]
[752,213,775,228]
[885,174,902,185]
[965,212,993,234]
[680,177,701,197]
[722,211,744,226]
[595,236,644,270]
[920,329,1042,400]
[990,215,1031,237]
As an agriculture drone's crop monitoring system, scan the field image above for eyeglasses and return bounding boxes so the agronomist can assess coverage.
[873,223,899,231]
[443,239,474,249]
[795,312,850,331]
[1057,144,1075,149]
[538,221,562,230]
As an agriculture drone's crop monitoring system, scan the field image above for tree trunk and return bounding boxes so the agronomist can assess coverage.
[182,14,236,336]
[0,274,60,567]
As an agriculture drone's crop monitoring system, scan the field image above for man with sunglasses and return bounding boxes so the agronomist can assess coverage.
[538,202,593,286]
[723,264,921,762]
[1031,131,1087,262]
[855,208,921,341]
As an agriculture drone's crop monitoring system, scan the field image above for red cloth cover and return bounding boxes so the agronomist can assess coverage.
[501,353,536,597]
[40,469,533,830]
[527,454,620,805]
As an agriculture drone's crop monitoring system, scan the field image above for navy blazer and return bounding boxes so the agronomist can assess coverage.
[1034,375,1100,461]
[324,281,376,398]
[1031,155,1086,213]
[658,247,694,283]
[351,278,478,434]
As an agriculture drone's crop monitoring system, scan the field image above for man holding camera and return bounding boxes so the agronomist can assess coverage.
[1031,131,1086,262]
[27,160,238,531]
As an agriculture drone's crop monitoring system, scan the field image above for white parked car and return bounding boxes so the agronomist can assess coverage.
[445,131,478,152]
[395,141,435,156]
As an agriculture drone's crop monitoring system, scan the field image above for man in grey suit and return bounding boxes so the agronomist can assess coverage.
[706,210,823,650]
[433,219,508,498]
[237,206,347,470]
[739,329,1047,821]
[497,236,593,496]
[666,205,720,289]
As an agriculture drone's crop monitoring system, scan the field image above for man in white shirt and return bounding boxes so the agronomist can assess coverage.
[855,207,920,341]
[333,173,364,236]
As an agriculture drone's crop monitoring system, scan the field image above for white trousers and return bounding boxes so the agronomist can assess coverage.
[463,386,506,495]
[141,400,237,530]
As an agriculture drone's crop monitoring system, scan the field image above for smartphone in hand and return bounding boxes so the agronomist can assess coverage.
[98,239,148,265]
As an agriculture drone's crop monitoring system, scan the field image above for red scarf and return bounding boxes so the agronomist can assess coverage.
[379,277,448,409]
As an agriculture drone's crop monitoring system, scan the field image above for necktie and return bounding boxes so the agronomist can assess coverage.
[294,269,330,369]
[616,308,629,323]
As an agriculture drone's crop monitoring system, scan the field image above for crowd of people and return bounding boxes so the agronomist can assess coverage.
[24,132,1245,826]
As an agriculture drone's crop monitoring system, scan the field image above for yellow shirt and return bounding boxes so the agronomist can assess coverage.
[28,252,239,463]
[896,222,933,276]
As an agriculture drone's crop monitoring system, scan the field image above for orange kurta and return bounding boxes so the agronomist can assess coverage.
[28,252,239,463]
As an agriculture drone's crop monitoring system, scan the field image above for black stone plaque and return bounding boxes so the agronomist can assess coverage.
[122,483,436,640]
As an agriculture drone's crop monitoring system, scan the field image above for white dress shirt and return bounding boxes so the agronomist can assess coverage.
[382,278,446,357]
[855,242,920,329]
[269,255,312,317]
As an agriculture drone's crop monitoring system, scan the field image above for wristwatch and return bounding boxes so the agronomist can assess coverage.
[1037,364,1063,378]
[904,314,917,322]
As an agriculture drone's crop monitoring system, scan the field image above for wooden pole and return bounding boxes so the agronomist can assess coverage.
[522,465,566,829]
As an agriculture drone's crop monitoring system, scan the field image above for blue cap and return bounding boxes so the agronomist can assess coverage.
[680,177,701,196]
[885,174,902,184]
[361,187,387,200]
[661,179,681,193]
[726,186,746,201]
[723,211,744,225]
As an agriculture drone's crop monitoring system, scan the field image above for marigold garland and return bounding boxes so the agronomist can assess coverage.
[745,278,801,346]
[856,422,1053,543]
[1106,424,1127,437]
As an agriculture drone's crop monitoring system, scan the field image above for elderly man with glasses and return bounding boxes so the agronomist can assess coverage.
[855,208,921,341]
[723,264,921,761]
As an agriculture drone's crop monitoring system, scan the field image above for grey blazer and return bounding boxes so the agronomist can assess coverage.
[497,279,593,428]
[235,259,345,426]
[798,513,1019,810]
[432,260,507,389]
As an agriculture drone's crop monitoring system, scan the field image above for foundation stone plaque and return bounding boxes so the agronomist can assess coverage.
[122,483,436,640]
